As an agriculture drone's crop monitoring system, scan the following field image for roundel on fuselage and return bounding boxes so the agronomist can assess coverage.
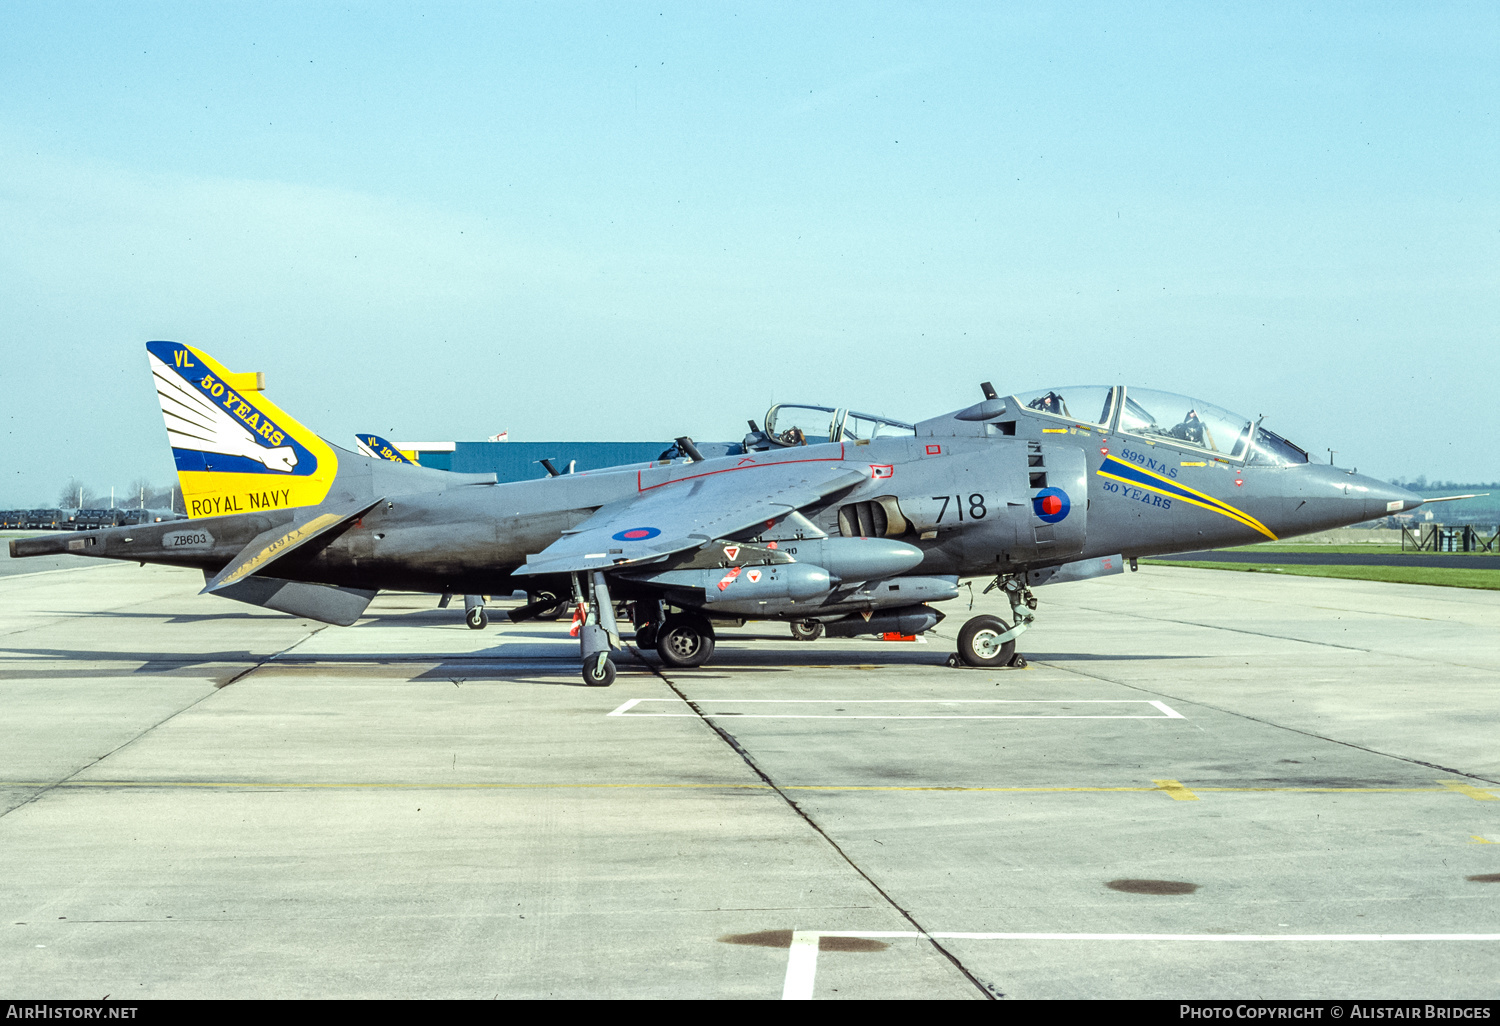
[1032,487,1071,524]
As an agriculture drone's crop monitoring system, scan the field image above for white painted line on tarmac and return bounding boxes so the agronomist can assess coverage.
[780,930,1500,1000]
[781,931,820,1001]
[609,698,1186,720]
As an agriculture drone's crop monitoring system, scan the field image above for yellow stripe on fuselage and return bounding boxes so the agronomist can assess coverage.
[1097,458,1277,540]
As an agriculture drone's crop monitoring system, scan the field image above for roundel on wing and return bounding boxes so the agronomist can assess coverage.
[611,526,662,542]
[1032,487,1071,524]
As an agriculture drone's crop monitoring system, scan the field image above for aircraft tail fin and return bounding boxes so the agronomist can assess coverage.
[354,433,421,464]
[147,341,339,518]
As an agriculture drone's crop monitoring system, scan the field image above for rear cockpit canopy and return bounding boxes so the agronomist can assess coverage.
[756,404,915,448]
[1014,385,1309,465]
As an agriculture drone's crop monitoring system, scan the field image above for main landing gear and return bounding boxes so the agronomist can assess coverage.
[655,613,716,668]
[951,575,1036,670]
[789,620,825,642]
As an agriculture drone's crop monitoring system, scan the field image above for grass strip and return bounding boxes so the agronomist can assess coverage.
[1143,560,1500,590]
[1221,543,1498,556]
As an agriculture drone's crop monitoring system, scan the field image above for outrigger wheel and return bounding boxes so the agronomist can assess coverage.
[582,651,616,687]
[956,614,1016,668]
[656,613,716,668]
[465,606,488,630]
[789,620,824,641]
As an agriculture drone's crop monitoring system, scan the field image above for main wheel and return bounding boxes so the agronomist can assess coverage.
[656,614,716,668]
[582,654,616,687]
[529,592,567,621]
[466,606,488,630]
[634,622,659,648]
[956,614,1014,668]
[789,620,825,642]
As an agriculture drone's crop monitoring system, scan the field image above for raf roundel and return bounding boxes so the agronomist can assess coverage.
[611,526,662,542]
[1032,487,1071,524]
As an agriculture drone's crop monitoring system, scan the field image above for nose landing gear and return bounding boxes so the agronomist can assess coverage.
[952,575,1036,669]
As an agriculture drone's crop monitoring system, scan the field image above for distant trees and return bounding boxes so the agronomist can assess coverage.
[1389,476,1500,492]
[52,478,182,512]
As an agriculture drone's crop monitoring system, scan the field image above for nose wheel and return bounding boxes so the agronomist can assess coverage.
[956,615,1016,667]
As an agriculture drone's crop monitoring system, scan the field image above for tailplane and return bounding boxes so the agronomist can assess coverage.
[147,341,339,518]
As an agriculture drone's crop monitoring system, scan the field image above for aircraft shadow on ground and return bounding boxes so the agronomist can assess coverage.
[0,647,272,682]
[1024,652,1199,662]
[39,609,278,624]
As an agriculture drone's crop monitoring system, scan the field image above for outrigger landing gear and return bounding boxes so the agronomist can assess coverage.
[577,571,620,687]
[464,594,488,630]
[952,574,1037,669]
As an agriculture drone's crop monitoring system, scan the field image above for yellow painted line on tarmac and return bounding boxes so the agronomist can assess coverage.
[1152,778,1200,801]
[1193,786,1450,794]
[1439,780,1500,801]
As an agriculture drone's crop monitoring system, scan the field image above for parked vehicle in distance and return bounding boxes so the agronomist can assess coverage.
[23,509,69,530]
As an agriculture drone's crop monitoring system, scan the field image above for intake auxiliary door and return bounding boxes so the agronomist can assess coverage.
[1020,441,1086,563]
[950,440,1087,569]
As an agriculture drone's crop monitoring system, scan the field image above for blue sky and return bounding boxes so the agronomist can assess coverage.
[2,2,1496,503]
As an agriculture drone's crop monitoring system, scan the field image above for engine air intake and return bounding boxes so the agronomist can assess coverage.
[837,496,908,538]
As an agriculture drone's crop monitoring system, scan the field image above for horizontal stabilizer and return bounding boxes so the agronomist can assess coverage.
[211,575,377,626]
[202,495,383,594]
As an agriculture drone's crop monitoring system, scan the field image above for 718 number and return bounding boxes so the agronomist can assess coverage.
[932,494,987,522]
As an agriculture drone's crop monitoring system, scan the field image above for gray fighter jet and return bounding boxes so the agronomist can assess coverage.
[11,342,1425,685]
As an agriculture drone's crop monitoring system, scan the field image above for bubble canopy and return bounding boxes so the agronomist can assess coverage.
[1013,385,1309,464]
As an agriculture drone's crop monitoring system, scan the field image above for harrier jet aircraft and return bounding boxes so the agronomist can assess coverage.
[12,342,1426,686]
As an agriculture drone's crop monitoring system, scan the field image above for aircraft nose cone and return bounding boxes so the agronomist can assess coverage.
[1358,478,1425,518]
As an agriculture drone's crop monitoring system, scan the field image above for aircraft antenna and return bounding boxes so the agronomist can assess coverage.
[980,382,998,400]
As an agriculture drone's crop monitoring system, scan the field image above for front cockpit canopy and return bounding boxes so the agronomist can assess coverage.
[1015,385,1309,465]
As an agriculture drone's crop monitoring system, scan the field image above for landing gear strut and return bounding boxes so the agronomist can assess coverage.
[577,571,619,686]
[952,575,1036,669]
[633,599,667,649]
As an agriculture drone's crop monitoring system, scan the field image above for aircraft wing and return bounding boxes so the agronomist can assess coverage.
[517,461,867,576]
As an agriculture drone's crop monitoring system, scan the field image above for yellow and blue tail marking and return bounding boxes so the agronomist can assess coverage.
[147,341,338,518]
[355,434,420,465]
[1097,455,1277,540]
